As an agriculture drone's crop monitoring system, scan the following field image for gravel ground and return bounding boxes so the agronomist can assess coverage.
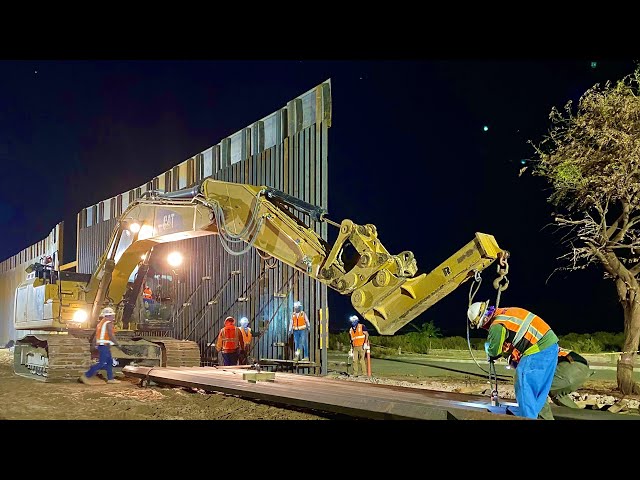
[3,348,639,419]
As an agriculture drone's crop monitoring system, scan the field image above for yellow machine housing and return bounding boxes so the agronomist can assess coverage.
[13,176,508,380]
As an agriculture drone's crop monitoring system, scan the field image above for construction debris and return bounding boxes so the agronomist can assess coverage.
[242,371,276,383]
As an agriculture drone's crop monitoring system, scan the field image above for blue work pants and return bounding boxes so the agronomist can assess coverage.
[293,329,309,359]
[512,343,559,419]
[85,344,114,381]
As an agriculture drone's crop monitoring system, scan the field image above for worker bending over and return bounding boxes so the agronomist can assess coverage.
[468,301,559,419]
[536,347,594,418]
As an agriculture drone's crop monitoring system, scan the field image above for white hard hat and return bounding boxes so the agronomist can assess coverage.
[349,314,359,323]
[293,301,302,308]
[467,300,489,328]
[100,307,116,317]
[239,317,249,327]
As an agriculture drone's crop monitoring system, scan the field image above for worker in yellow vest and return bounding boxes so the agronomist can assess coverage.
[288,301,310,360]
[238,316,253,364]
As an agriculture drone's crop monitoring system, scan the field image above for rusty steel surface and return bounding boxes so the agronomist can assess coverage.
[123,365,640,420]
[123,365,527,420]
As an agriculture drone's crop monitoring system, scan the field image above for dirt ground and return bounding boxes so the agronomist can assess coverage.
[0,349,330,420]
[0,348,635,420]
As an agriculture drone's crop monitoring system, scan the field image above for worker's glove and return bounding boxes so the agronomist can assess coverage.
[348,348,354,358]
[363,343,370,352]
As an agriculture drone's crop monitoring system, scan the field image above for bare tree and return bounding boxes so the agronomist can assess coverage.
[530,66,640,394]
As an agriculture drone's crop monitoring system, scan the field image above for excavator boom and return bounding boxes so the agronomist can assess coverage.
[18,176,507,336]
[166,177,507,334]
[12,175,508,381]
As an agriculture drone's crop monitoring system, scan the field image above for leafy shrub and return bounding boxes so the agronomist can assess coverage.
[330,331,623,354]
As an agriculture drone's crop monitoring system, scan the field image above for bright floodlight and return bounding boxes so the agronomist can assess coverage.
[72,310,88,324]
[129,222,141,233]
[138,225,155,241]
[167,251,183,267]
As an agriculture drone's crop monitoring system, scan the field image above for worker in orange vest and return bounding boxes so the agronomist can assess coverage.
[142,283,153,308]
[215,316,245,366]
[348,314,369,377]
[468,301,559,419]
[288,301,310,360]
[79,307,123,385]
[238,316,253,364]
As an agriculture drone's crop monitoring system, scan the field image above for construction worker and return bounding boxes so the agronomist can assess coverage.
[535,347,594,419]
[288,300,310,360]
[238,316,253,365]
[79,307,123,385]
[468,301,559,419]
[142,283,153,308]
[215,316,245,366]
[348,314,369,377]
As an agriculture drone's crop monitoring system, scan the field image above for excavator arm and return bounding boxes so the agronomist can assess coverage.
[198,178,508,334]
[88,176,508,335]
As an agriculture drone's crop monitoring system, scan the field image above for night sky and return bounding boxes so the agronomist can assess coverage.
[0,59,637,337]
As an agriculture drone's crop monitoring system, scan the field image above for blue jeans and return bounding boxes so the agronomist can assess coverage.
[293,329,309,359]
[221,351,239,366]
[85,344,114,381]
[511,343,559,419]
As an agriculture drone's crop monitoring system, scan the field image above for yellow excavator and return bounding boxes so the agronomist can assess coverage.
[13,176,508,381]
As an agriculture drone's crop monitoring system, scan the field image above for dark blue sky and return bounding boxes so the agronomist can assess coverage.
[0,59,636,336]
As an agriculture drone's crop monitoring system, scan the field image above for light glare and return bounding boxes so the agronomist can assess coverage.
[167,251,183,267]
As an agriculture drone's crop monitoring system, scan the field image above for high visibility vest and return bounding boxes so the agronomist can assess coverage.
[493,307,552,360]
[143,287,153,299]
[219,325,241,353]
[349,324,366,347]
[292,312,307,330]
[557,347,588,366]
[240,327,252,348]
[96,318,115,346]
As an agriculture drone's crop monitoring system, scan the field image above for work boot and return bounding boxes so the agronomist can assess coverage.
[79,374,90,385]
[106,379,121,384]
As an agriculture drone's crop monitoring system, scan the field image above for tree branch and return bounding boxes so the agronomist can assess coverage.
[612,199,632,243]
[555,217,590,226]
[587,242,618,278]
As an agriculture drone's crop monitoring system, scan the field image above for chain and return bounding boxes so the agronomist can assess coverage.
[492,251,510,309]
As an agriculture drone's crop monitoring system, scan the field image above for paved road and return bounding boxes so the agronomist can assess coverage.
[327,352,640,383]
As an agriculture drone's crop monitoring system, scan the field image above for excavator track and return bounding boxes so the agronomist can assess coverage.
[145,337,201,367]
[14,334,92,382]
[13,333,200,382]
